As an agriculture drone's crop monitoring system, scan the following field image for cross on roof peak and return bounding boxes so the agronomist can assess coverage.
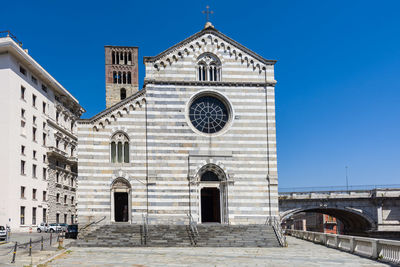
[202,5,214,22]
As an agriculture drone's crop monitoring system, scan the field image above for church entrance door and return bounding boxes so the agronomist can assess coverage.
[114,192,128,222]
[201,187,221,223]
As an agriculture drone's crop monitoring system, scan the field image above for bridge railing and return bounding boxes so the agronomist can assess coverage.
[279,184,400,194]
[286,229,400,265]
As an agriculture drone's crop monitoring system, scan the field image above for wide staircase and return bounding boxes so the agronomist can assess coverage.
[195,224,280,247]
[77,224,280,247]
[77,223,143,247]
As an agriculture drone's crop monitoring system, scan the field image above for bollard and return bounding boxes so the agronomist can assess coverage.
[41,236,44,251]
[28,238,32,256]
[50,232,52,246]
[11,242,17,263]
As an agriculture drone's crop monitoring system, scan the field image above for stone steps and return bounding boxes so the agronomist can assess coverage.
[77,223,280,248]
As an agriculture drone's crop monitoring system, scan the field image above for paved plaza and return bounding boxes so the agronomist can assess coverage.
[37,237,390,267]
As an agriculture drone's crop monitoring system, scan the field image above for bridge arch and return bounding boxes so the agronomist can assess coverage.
[280,207,377,234]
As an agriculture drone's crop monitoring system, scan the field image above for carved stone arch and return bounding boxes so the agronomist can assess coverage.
[129,104,135,111]
[98,122,104,129]
[110,176,132,223]
[122,107,129,114]
[192,49,225,65]
[111,115,116,121]
[93,125,98,132]
[192,160,232,183]
[135,101,142,108]
[117,111,123,118]
[140,97,146,105]
[105,118,110,125]
[110,126,129,139]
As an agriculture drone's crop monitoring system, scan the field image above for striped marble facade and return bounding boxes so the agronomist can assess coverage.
[77,24,278,226]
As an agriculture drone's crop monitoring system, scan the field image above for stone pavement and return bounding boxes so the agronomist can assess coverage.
[41,237,390,267]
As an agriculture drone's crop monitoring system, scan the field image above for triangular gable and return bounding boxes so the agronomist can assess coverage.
[143,24,276,66]
[79,88,147,123]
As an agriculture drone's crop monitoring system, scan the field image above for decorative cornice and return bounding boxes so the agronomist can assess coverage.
[47,118,77,141]
[143,27,276,65]
[144,79,276,88]
[78,88,147,124]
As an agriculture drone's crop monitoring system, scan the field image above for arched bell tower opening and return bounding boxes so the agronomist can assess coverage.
[111,177,131,223]
[197,164,228,224]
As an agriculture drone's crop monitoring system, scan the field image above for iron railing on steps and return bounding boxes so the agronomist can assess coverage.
[187,214,199,245]
[141,214,148,245]
[266,216,287,247]
[79,216,106,239]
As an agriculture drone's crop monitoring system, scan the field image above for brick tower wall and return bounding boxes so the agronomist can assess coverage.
[105,46,139,108]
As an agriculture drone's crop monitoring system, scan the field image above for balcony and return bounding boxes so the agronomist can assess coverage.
[70,187,76,192]
[47,146,68,158]
[68,156,78,163]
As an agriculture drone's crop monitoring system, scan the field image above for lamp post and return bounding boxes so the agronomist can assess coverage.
[345,166,349,191]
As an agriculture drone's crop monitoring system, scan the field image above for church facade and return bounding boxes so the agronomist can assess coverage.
[77,23,278,226]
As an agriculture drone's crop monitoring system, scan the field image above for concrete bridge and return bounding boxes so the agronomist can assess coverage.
[279,187,400,236]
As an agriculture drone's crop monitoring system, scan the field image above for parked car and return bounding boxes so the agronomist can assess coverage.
[65,224,78,239]
[48,223,62,233]
[59,223,68,232]
[0,226,6,240]
[37,222,49,233]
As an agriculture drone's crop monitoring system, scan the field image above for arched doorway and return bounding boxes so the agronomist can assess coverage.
[111,178,131,223]
[197,166,228,224]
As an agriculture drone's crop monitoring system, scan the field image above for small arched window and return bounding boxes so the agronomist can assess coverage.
[127,72,132,84]
[111,132,129,163]
[118,71,122,84]
[197,53,221,81]
[120,88,126,100]
[112,51,115,64]
[113,71,117,84]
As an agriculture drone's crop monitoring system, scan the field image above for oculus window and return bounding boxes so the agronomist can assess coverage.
[189,95,229,134]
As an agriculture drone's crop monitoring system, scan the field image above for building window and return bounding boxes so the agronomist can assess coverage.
[31,76,38,85]
[42,133,46,145]
[21,108,25,119]
[64,195,67,204]
[110,132,129,163]
[33,150,36,159]
[56,193,60,203]
[21,160,25,175]
[21,86,26,99]
[71,215,74,224]
[20,206,25,225]
[56,111,59,122]
[21,120,26,136]
[64,214,67,223]
[43,208,47,223]
[127,72,132,84]
[43,191,46,201]
[120,88,126,100]
[64,143,67,152]
[20,66,27,76]
[189,95,230,134]
[32,94,37,107]
[56,213,59,224]
[32,188,37,200]
[197,53,221,81]
[41,84,47,93]
[32,164,37,178]
[32,127,37,141]
[56,172,59,183]
[33,116,37,125]
[56,139,59,148]
[20,186,25,198]
[32,207,37,225]
[43,155,46,163]
[71,196,74,205]
[42,102,46,114]
[43,168,47,180]
[43,122,46,129]
[21,145,25,155]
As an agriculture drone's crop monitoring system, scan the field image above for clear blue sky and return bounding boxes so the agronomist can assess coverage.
[2,0,399,188]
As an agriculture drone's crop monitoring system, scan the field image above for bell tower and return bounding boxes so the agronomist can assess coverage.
[105,46,139,108]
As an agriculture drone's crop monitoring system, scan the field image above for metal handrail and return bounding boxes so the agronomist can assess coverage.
[142,214,148,245]
[266,216,287,247]
[279,184,400,194]
[80,216,106,231]
[0,31,22,46]
[187,214,199,245]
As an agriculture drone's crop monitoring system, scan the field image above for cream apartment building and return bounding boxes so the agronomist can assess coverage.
[0,32,84,231]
